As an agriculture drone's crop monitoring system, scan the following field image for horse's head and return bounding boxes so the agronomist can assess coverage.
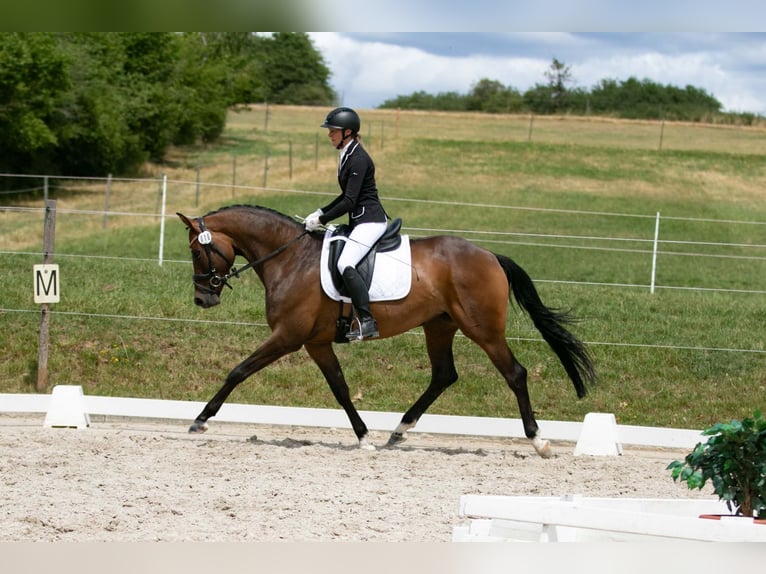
[177,212,237,308]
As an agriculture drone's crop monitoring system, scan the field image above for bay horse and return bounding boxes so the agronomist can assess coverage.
[177,205,595,457]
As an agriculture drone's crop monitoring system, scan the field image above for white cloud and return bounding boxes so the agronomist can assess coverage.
[575,51,765,114]
[311,33,766,114]
[312,33,550,108]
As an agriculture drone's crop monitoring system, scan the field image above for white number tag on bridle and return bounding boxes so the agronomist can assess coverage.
[198,230,213,245]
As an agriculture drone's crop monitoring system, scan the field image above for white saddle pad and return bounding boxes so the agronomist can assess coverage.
[320,229,412,302]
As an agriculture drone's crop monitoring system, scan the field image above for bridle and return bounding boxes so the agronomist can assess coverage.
[190,216,308,293]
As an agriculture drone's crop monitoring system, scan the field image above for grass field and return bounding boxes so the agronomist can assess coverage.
[1,105,764,431]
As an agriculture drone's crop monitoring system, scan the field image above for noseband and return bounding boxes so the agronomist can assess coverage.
[190,216,309,294]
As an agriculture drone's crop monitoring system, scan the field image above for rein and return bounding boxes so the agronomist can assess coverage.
[191,216,308,292]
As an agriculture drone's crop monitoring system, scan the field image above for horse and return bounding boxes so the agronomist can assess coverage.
[176,205,596,457]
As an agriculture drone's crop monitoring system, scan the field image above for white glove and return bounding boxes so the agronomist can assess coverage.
[304,209,323,231]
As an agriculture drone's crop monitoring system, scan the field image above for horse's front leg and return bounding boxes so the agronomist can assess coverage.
[189,336,299,433]
[303,342,373,450]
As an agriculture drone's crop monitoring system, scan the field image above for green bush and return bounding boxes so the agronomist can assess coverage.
[668,410,766,517]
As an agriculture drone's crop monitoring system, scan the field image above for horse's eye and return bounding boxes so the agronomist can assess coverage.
[192,249,201,260]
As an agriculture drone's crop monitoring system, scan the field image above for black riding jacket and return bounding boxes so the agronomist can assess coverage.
[319,140,387,226]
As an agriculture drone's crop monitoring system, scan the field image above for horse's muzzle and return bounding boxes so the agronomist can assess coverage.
[194,292,220,308]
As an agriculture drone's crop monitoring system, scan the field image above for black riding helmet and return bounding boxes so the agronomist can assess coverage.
[321,107,361,134]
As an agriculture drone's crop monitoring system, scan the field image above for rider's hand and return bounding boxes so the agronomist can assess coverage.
[304,209,323,231]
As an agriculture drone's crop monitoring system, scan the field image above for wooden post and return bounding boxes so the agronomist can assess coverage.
[37,200,56,392]
[527,113,534,142]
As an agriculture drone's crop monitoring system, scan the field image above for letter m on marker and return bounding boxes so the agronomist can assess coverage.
[34,264,60,304]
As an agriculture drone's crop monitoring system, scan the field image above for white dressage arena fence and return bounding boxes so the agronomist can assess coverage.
[1,385,704,452]
[453,494,766,542]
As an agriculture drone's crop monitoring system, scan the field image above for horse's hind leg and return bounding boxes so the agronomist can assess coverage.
[481,340,551,458]
[387,319,459,446]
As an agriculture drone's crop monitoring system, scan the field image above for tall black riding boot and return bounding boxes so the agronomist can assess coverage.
[341,266,379,341]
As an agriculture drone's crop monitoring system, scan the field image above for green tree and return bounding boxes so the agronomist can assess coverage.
[53,33,147,174]
[523,84,555,114]
[182,33,335,106]
[0,33,68,175]
[187,32,269,105]
[1,32,334,181]
[173,34,230,143]
[523,58,574,114]
[261,33,335,105]
[430,91,470,111]
[467,78,524,113]
[0,32,233,178]
[589,76,722,120]
[544,58,573,107]
[119,33,186,160]
[380,90,468,111]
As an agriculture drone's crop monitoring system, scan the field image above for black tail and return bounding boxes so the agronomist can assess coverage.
[495,253,596,398]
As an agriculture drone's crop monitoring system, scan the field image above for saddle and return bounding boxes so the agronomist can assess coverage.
[327,218,403,295]
[322,218,408,343]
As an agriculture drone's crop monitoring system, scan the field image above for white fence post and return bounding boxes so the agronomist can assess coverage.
[158,173,167,267]
[650,211,660,294]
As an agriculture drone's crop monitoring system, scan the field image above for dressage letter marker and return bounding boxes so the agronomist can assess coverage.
[34,264,60,304]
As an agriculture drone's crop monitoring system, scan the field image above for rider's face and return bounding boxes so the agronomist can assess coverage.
[328,128,345,148]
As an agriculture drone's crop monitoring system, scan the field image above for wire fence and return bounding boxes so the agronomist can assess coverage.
[2,173,765,283]
[1,174,764,360]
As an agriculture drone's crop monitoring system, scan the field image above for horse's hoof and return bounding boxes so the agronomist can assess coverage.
[358,437,376,451]
[531,436,552,458]
[386,432,406,447]
[188,421,208,434]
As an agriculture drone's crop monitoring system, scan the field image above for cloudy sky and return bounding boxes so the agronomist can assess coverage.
[309,33,766,115]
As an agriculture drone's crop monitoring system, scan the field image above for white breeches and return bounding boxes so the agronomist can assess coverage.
[336,221,388,273]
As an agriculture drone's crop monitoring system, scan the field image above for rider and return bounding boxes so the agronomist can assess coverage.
[303,107,388,341]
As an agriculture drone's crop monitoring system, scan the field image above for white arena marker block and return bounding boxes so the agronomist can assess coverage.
[43,385,91,429]
[574,412,623,456]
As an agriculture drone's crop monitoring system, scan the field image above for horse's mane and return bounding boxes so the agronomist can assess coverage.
[204,204,301,227]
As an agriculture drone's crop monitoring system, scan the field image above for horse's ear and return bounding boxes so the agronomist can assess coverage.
[177,212,194,229]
